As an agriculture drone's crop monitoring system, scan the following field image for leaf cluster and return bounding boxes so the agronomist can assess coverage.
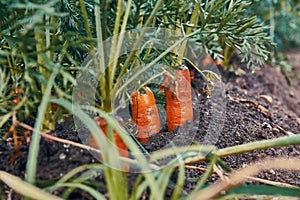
[0,1,299,200]
[0,0,92,129]
[186,0,273,68]
[250,0,300,50]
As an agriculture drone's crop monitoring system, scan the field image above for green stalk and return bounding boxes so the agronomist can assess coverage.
[34,26,54,131]
[269,0,276,64]
[113,0,164,93]
[6,54,15,79]
[55,164,103,186]
[46,14,57,131]
[149,134,300,167]
[103,0,123,112]
[177,2,200,64]
[49,183,106,200]
[34,28,46,94]
[79,0,92,38]
[188,155,218,199]
[78,0,98,70]
[184,134,300,165]
[150,145,216,163]
[94,0,107,112]
[26,64,59,184]
[192,158,300,199]
[103,0,133,112]
[79,0,105,112]
[0,171,62,200]
[101,1,109,40]
[269,0,275,44]
[95,0,105,75]
[114,27,204,97]
[170,154,185,200]
[110,0,133,78]
[217,135,300,157]
[51,99,162,200]
[223,45,235,69]
[173,0,184,61]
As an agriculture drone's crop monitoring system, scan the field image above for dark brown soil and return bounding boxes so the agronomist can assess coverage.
[1,51,300,199]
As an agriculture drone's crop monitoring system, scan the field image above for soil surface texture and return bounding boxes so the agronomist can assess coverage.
[1,51,300,199]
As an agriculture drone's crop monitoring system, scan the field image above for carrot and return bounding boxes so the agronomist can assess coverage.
[161,65,193,131]
[131,86,161,142]
[89,116,128,159]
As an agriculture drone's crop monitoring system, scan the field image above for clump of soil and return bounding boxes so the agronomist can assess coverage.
[1,51,300,199]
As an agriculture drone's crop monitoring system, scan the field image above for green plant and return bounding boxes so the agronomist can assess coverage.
[0,0,93,133]
[1,133,300,199]
[0,0,273,132]
[248,0,300,83]
[3,0,296,200]
[250,0,300,50]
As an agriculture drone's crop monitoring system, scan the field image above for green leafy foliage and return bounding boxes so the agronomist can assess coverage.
[0,0,94,131]
[248,0,300,82]
[250,0,300,50]
[1,0,299,199]
[228,185,300,198]
[191,0,273,69]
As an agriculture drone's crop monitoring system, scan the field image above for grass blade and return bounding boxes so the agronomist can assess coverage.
[0,171,62,200]
[51,183,106,200]
[191,158,300,199]
[26,64,59,184]
[225,185,300,198]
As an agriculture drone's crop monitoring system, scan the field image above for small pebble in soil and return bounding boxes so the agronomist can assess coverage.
[288,146,293,152]
[262,122,272,130]
[272,127,280,133]
[59,153,66,160]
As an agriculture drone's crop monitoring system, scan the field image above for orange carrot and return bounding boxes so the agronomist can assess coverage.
[131,87,161,142]
[162,65,193,131]
[89,116,128,159]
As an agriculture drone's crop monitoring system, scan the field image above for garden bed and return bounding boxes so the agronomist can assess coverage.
[1,51,300,199]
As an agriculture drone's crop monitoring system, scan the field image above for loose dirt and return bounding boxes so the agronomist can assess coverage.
[1,51,300,199]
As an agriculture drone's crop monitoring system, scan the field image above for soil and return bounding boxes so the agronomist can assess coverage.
[1,50,300,199]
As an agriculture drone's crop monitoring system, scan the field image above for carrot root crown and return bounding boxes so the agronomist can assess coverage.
[131,86,161,143]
